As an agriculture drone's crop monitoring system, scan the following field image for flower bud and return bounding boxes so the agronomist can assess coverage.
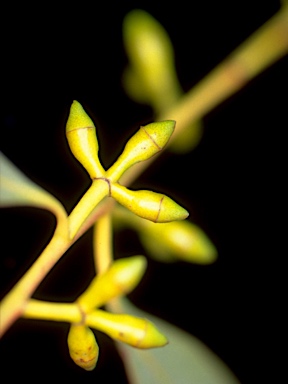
[123,10,181,112]
[67,324,99,371]
[87,310,168,349]
[77,256,147,313]
[139,220,217,264]
[106,121,175,181]
[66,100,104,178]
[111,183,188,223]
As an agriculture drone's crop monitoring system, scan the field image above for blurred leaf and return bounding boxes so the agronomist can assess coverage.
[0,152,68,230]
[113,298,240,384]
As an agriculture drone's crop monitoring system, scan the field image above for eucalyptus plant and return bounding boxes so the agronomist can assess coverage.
[1,6,287,383]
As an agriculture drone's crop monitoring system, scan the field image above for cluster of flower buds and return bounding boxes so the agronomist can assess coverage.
[64,99,202,370]
[67,256,167,370]
[66,100,188,239]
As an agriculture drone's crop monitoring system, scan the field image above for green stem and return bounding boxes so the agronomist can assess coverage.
[0,228,70,337]
[93,210,113,275]
[68,179,109,240]
[0,180,109,337]
[23,299,82,324]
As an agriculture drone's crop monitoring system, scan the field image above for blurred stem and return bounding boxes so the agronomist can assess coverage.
[164,5,288,139]
[120,6,288,186]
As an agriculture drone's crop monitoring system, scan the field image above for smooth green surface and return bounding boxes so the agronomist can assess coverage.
[115,298,241,384]
[0,152,68,236]
[0,152,65,213]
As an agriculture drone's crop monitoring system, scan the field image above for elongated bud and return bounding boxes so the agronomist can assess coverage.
[87,310,168,349]
[67,324,99,371]
[123,10,181,112]
[77,256,147,313]
[111,183,188,223]
[66,101,104,178]
[107,121,175,181]
[140,220,217,264]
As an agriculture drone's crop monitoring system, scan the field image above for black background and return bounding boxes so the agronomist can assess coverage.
[1,1,287,383]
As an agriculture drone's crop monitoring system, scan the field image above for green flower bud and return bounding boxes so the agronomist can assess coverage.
[67,324,99,371]
[123,10,181,112]
[111,183,188,223]
[77,256,147,313]
[106,121,175,182]
[139,220,217,264]
[87,310,168,349]
[66,101,104,178]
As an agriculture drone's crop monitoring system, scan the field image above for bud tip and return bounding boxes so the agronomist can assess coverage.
[66,100,95,133]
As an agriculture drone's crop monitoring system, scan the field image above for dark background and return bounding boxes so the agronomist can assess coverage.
[1,1,286,383]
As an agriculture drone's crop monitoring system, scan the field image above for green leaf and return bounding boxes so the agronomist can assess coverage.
[112,298,240,384]
[0,152,68,233]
